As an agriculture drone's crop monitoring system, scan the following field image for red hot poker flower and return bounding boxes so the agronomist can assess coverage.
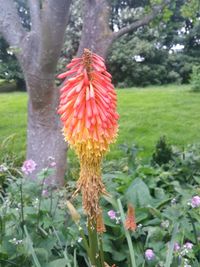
[58,49,119,218]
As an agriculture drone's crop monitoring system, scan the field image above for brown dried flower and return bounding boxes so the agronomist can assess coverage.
[125,204,137,231]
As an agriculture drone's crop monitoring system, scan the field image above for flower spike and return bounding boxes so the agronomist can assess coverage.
[58,49,119,218]
[125,204,137,231]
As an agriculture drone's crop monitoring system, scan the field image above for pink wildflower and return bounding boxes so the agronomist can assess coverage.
[108,210,116,220]
[184,242,193,250]
[42,189,48,197]
[145,249,155,261]
[174,242,180,251]
[21,159,36,175]
[191,196,200,208]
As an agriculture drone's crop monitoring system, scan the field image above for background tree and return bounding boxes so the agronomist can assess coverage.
[0,0,30,90]
[0,0,72,185]
[0,37,24,90]
[1,1,199,89]
[108,0,200,86]
[77,0,171,58]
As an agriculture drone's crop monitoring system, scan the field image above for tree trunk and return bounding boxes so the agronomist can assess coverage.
[77,0,114,58]
[25,72,67,185]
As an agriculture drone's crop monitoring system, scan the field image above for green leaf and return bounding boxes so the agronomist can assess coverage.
[43,259,69,267]
[154,187,165,199]
[135,208,149,223]
[144,226,165,244]
[125,178,153,207]
[102,237,114,253]
[112,249,127,262]
[193,176,200,184]
[34,248,49,263]
[148,207,163,219]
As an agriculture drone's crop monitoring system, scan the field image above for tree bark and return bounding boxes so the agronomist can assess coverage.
[25,72,67,185]
[77,0,114,58]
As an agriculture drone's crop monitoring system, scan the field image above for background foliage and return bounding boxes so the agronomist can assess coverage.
[1,0,200,89]
[1,141,200,266]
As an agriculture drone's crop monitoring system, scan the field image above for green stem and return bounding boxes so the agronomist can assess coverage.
[117,198,137,267]
[74,248,78,267]
[37,177,45,227]
[78,226,90,256]
[99,235,105,266]
[52,195,60,219]
[20,180,25,231]
[49,188,53,216]
[87,219,97,266]
[87,219,102,267]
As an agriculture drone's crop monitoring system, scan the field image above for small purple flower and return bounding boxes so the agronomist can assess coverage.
[191,196,200,208]
[174,242,180,251]
[145,249,155,261]
[42,189,48,197]
[107,210,116,220]
[184,242,193,250]
[21,159,36,175]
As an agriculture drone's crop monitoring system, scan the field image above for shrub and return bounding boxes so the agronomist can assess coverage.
[190,65,200,92]
[152,136,173,165]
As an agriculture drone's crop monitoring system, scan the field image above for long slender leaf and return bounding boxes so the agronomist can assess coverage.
[164,223,179,267]
[53,226,72,267]
[23,225,42,267]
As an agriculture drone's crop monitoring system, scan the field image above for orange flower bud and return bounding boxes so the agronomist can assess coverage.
[96,210,106,234]
[125,204,137,231]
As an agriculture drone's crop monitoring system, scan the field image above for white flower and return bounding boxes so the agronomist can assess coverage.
[0,164,8,172]
[9,238,23,245]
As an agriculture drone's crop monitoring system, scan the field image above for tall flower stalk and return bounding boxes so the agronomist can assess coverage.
[58,49,119,266]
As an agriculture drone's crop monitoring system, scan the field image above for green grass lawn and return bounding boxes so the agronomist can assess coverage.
[0,85,200,161]
[0,92,27,159]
